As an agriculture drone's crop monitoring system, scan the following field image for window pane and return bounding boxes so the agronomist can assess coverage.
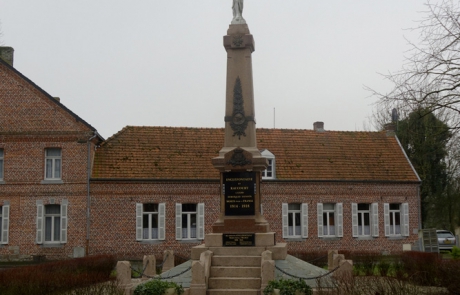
[46,159,53,178]
[190,214,197,238]
[323,203,334,210]
[143,203,158,212]
[358,203,370,210]
[142,215,149,239]
[288,212,294,226]
[294,212,301,227]
[46,149,61,156]
[288,203,300,210]
[0,150,3,157]
[329,213,335,225]
[0,217,2,241]
[364,213,370,226]
[0,159,3,179]
[45,217,52,241]
[390,203,399,210]
[45,205,60,214]
[182,214,188,228]
[54,217,61,241]
[54,159,61,178]
[395,212,400,226]
[182,204,196,212]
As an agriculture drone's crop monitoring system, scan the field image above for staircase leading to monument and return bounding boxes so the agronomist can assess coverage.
[207,247,264,295]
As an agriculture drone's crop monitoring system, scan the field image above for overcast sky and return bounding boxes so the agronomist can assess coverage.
[0,1,437,139]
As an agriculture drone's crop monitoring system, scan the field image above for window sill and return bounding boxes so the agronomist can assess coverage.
[387,236,405,240]
[320,237,341,241]
[179,239,203,244]
[285,238,306,242]
[41,180,64,185]
[41,243,64,248]
[138,240,163,245]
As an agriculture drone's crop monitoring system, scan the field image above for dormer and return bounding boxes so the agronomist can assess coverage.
[261,149,275,179]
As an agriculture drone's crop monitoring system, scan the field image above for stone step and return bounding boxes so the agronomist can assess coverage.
[207,289,260,295]
[208,247,266,256]
[210,266,261,277]
[208,277,261,289]
[212,255,261,266]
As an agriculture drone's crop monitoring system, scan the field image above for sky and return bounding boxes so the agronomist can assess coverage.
[0,1,438,139]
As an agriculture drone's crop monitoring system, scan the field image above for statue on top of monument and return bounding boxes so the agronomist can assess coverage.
[232,0,246,24]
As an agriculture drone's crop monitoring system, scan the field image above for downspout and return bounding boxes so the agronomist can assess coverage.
[86,131,99,256]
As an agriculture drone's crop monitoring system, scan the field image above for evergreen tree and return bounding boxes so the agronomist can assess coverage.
[396,108,451,227]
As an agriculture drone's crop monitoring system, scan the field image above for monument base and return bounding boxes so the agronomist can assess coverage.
[212,216,270,233]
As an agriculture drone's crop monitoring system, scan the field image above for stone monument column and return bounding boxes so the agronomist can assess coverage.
[211,8,269,234]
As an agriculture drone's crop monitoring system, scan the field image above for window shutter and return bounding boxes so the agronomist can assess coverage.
[197,203,205,240]
[301,203,308,238]
[384,203,390,237]
[282,203,288,238]
[60,200,68,243]
[351,203,358,237]
[1,205,9,244]
[136,203,143,241]
[36,204,44,244]
[372,203,379,237]
[336,203,343,237]
[402,203,409,237]
[317,203,323,238]
[175,203,182,240]
[158,203,166,240]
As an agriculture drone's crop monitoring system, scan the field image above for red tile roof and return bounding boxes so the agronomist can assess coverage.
[92,126,419,182]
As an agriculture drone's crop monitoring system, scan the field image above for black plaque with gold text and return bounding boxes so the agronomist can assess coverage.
[223,233,255,247]
[223,172,255,216]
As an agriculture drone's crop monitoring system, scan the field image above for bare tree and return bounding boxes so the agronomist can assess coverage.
[367,0,460,130]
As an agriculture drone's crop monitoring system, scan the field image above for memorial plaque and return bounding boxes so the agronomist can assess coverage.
[223,233,255,247]
[223,171,255,216]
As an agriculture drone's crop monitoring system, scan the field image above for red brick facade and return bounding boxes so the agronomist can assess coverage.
[0,56,422,261]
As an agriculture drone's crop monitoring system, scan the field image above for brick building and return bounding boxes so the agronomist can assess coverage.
[0,49,421,260]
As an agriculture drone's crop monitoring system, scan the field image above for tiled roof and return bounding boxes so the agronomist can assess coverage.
[92,126,419,182]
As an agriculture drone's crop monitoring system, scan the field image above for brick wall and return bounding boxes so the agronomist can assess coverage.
[88,180,420,260]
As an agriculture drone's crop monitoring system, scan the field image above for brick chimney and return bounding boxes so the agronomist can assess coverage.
[384,123,396,137]
[0,47,14,66]
[313,121,325,132]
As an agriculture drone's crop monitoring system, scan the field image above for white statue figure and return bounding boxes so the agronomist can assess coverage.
[232,0,246,24]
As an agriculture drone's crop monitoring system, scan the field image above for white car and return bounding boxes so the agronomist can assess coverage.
[437,230,457,251]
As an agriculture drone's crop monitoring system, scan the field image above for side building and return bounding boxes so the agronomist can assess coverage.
[0,49,103,260]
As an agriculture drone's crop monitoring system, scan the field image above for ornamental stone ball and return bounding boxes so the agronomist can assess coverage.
[232,0,246,24]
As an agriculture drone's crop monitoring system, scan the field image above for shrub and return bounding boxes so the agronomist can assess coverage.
[450,246,460,259]
[263,279,313,295]
[439,259,460,294]
[134,279,184,295]
[400,251,441,286]
[0,255,117,295]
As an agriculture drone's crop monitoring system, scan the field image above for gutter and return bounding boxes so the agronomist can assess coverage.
[86,131,99,256]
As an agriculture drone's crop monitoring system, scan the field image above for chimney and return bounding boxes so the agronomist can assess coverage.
[0,47,14,66]
[384,123,396,137]
[313,121,325,132]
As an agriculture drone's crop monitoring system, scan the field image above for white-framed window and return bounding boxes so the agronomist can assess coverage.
[317,203,343,238]
[261,150,275,179]
[384,203,409,237]
[36,200,68,244]
[0,149,4,180]
[175,203,204,240]
[352,203,379,237]
[136,203,165,241]
[282,203,308,238]
[0,204,10,244]
[45,148,62,180]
